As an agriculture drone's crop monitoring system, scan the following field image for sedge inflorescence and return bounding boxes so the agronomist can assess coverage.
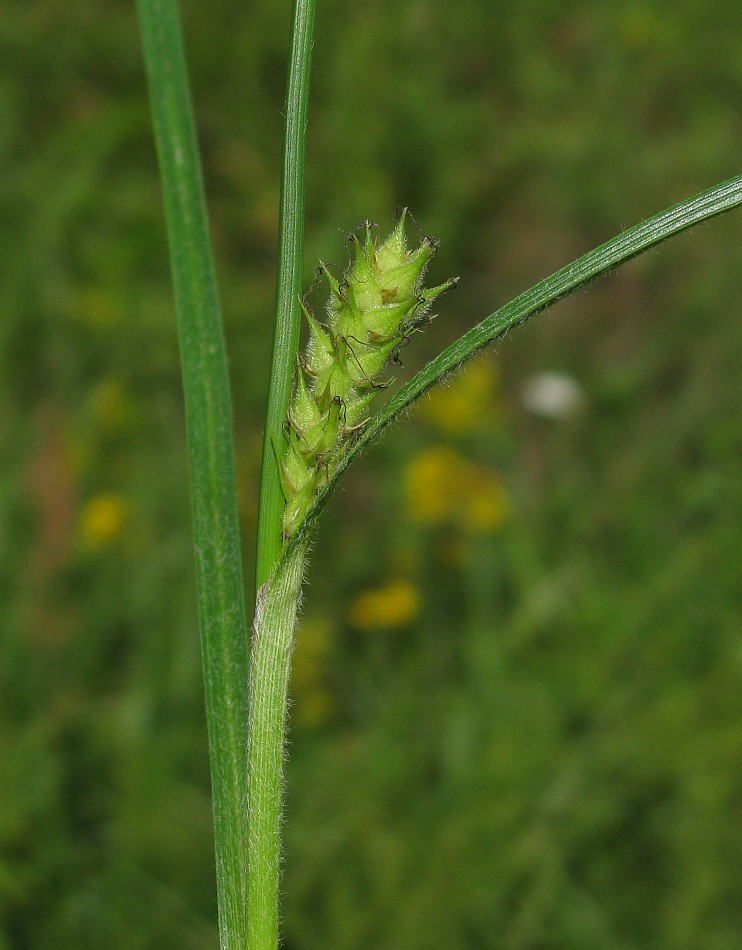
[279,210,458,538]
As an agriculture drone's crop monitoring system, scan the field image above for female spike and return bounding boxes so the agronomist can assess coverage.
[279,212,458,538]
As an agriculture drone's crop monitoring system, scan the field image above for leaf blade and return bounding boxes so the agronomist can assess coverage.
[288,173,742,553]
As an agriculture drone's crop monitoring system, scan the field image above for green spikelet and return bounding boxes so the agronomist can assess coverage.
[279,210,458,539]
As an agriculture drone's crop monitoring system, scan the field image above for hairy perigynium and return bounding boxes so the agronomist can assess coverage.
[279,210,458,539]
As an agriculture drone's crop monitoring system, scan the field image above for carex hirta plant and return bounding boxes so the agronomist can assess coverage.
[136,0,742,945]
[280,213,457,538]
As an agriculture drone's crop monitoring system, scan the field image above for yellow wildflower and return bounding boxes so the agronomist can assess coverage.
[347,579,420,631]
[405,445,510,534]
[80,493,128,549]
[462,467,511,533]
[405,445,470,523]
[419,358,499,435]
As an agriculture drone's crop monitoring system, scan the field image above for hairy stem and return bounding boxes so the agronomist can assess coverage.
[247,544,307,949]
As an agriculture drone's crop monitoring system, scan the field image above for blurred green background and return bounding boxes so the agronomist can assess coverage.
[2,0,742,946]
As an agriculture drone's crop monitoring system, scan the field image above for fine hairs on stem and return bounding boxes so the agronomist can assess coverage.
[135,0,742,945]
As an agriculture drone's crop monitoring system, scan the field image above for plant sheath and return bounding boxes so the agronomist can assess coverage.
[247,541,307,949]
[136,0,249,945]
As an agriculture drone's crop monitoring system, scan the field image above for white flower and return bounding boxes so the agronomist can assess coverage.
[521,372,584,419]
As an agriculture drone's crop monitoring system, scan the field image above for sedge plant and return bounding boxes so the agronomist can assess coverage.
[136,0,742,946]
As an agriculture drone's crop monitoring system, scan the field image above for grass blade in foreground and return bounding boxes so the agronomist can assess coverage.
[288,173,742,550]
[136,0,249,945]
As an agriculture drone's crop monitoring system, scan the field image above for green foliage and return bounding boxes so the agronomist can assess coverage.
[2,0,742,947]
[136,0,250,943]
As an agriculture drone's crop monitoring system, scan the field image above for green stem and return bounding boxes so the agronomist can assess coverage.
[247,541,308,949]
[289,173,742,545]
[255,0,317,589]
[135,1,249,945]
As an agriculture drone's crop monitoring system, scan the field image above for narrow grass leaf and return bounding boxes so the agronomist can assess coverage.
[136,0,249,944]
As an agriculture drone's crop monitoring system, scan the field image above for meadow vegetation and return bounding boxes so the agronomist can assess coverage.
[2,0,742,946]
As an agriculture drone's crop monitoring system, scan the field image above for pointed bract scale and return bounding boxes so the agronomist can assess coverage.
[280,432,314,497]
[302,302,336,378]
[332,298,367,344]
[312,347,356,405]
[398,278,460,335]
[288,360,322,433]
[292,413,329,461]
[346,333,401,387]
[363,297,417,342]
[320,264,347,320]
[282,479,316,538]
[380,237,438,302]
[342,385,383,429]
[418,275,460,304]
[304,395,342,460]
[320,265,369,345]
[374,208,409,272]
[346,232,384,313]
[279,212,457,539]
